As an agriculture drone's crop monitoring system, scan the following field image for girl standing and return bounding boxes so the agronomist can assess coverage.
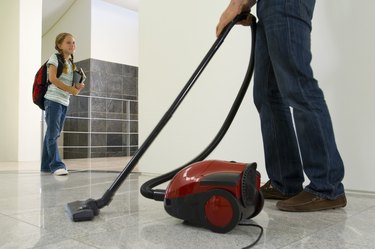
[41,32,85,176]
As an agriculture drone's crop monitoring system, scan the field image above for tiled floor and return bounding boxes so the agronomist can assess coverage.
[0,159,375,249]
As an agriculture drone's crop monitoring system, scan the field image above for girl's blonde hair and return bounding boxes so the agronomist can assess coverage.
[55,32,76,73]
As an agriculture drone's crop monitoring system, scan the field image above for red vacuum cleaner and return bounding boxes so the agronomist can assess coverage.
[164,160,263,233]
[66,12,262,236]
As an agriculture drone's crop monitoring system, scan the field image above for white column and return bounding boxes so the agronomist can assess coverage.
[0,0,21,161]
[0,0,42,163]
[19,0,43,162]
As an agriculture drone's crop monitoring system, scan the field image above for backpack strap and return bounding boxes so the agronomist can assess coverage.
[55,53,76,86]
[55,53,64,78]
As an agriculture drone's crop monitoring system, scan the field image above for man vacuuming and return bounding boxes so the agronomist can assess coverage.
[216,0,346,212]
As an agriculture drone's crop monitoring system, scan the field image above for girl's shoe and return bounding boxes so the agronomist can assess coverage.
[53,168,69,176]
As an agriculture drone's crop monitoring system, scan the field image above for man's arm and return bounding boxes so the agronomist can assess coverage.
[216,0,256,37]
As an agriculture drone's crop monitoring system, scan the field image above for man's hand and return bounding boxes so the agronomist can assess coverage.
[216,0,255,37]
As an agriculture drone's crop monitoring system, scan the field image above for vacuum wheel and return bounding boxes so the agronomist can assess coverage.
[200,189,240,233]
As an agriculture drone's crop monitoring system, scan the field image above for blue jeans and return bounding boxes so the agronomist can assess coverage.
[41,99,67,173]
[253,0,345,199]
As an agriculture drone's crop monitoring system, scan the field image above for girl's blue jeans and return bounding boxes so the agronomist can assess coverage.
[254,0,345,199]
[41,99,67,173]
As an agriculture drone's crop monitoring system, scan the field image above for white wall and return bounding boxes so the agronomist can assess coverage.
[91,0,138,66]
[0,0,20,161]
[139,0,263,176]
[139,0,375,192]
[42,0,138,68]
[0,0,43,162]
[19,0,44,161]
[312,1,375,192]
[42,0,91,62]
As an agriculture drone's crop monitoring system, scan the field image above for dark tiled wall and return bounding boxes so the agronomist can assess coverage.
[62,59,138,159]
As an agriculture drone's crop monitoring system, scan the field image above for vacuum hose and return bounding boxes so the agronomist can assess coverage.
[141,13,257,201]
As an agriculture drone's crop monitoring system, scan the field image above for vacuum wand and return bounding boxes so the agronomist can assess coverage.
[65,12,255,222]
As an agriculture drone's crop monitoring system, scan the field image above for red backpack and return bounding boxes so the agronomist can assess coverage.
[32,53,64,110]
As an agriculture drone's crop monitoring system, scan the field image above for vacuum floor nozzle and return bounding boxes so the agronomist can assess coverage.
[65,198,99,222]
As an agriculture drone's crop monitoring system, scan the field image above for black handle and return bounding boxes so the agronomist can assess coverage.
[96,12,257,208]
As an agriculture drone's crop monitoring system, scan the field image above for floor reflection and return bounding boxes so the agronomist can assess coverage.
[0,159,374,248]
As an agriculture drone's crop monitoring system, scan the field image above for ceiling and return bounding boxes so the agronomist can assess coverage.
[42,0,139,34]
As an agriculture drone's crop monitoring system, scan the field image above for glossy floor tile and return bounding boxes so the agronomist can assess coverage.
[0,160,375,249]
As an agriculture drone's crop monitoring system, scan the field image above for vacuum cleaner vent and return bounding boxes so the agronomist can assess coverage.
[241,163,259,208]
